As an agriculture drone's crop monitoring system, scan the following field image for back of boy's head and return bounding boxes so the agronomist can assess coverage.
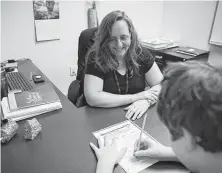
[157,61,222,153]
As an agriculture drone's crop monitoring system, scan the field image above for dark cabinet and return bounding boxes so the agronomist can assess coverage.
[148,47,209,71]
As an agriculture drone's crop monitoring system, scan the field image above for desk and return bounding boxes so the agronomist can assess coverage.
[1,59,188,173]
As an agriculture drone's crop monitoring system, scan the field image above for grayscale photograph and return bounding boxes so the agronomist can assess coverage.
[1,1,222,173]
[33,0,59,20]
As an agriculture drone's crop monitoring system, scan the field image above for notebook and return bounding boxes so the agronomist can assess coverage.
[8,83,61,111]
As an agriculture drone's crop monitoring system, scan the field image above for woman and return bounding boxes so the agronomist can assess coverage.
[84,10,163,120]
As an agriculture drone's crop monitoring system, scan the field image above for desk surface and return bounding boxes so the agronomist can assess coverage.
[1,59,188,173]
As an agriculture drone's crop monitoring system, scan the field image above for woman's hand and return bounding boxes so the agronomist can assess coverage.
[132,89,159,104]
[90,136,127,166]
[134,138,178,162]
[124,100,150,120]
[144,89,159,104]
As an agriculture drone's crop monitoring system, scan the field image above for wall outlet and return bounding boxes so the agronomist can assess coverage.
[70,65,77,76]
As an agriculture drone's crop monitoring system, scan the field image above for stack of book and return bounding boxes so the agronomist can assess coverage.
[1,83,62,121]
[142,38,179,51]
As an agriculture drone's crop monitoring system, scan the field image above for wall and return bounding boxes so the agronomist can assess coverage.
[96,1,163,40]
[161,0,222,66]
[1,1,90,94]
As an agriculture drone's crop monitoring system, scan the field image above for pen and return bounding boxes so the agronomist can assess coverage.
[137,113,148,151]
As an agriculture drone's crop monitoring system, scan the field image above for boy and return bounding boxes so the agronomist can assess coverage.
[90,61,222,173]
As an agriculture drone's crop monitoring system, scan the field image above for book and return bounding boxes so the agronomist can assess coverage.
[1,97,62,121]
[8,83,61,111]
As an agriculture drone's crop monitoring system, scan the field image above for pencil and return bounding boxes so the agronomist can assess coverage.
[30,72,32,81]
[137,113,148,151]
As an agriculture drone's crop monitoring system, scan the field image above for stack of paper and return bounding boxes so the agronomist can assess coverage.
[142,38,179,50]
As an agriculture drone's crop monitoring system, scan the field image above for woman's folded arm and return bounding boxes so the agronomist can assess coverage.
[84,74,144,107]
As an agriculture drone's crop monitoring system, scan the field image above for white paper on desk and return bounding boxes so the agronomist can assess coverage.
[93,120,160,173]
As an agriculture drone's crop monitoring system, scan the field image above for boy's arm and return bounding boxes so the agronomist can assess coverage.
[96,160,115,173]
[160,147,180,162]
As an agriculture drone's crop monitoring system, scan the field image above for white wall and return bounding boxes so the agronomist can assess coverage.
[96,1,163,40]
[161,0,222,66]
[1,1,90,94]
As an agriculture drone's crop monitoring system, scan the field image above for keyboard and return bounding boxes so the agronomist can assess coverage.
[6,72,34,91]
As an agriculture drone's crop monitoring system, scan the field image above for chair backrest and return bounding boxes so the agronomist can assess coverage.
[77,27,98,95]
[68,27,97,107]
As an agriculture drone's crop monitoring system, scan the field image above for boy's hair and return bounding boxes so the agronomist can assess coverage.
[157,61,222,152]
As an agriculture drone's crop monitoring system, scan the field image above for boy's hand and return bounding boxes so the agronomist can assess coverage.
[125,100,150,120]
[90,136,127,166]
[134,138,178,162]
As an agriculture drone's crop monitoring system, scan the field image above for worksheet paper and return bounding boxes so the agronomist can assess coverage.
[93,120,160,173]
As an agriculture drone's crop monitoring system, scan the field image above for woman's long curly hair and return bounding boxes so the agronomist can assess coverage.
[86,10,146,74]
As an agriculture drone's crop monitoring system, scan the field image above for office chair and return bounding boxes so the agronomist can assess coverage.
[68,27,98,107]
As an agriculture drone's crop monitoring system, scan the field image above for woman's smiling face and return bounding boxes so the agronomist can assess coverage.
[108,20,131,59]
